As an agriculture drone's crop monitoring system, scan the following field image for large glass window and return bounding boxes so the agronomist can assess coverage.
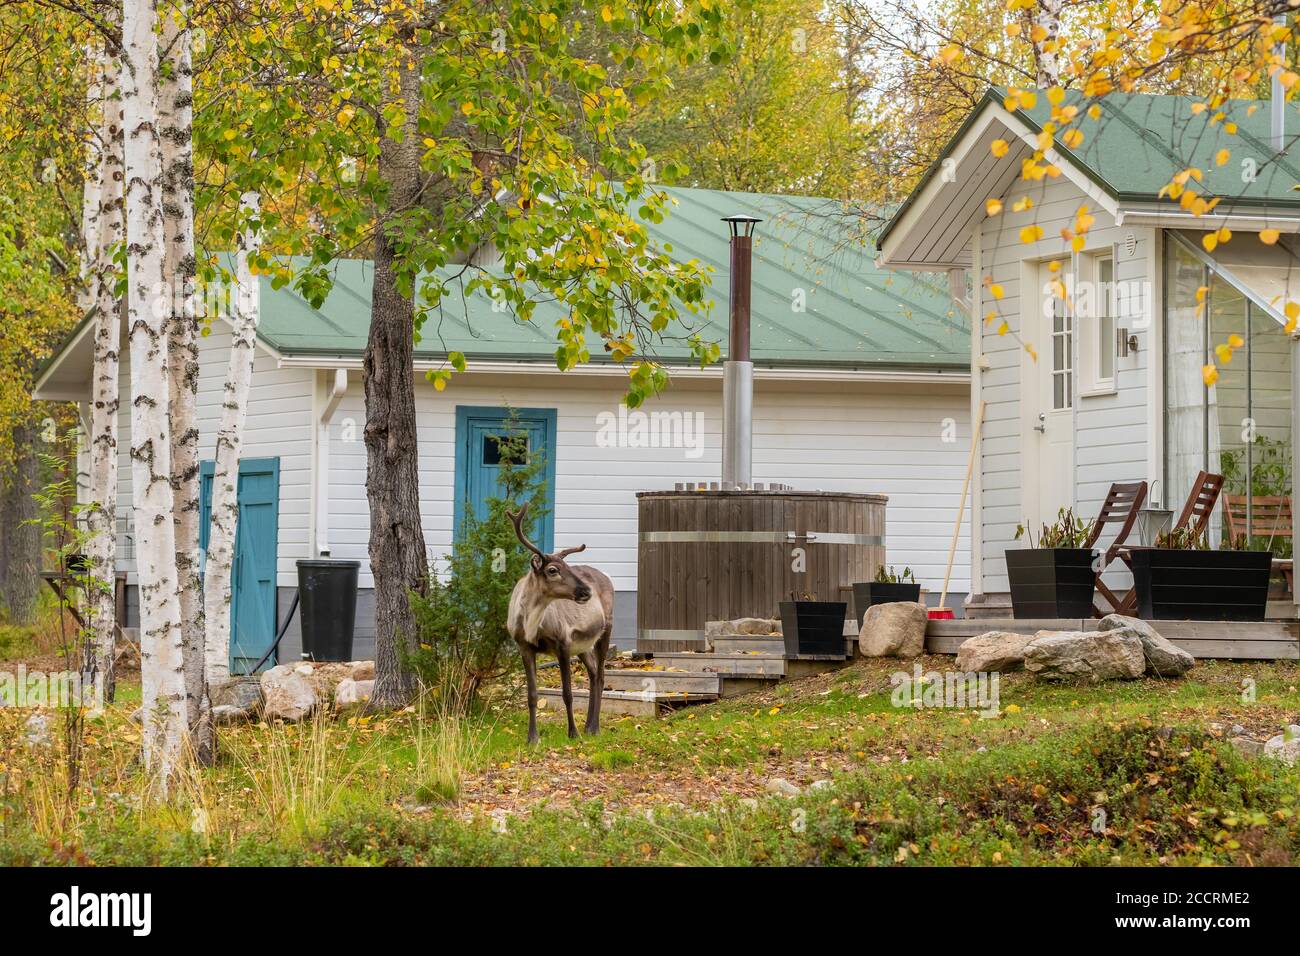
[1164,233,1294,547]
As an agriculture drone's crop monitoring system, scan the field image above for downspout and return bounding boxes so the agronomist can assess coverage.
[1292,332,1300,617]
[315,368,347,556]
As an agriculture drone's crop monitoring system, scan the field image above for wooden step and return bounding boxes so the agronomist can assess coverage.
[537,686,716,718]
[712,637,786,655]
[601,669,721,695]
[651,652,787,677]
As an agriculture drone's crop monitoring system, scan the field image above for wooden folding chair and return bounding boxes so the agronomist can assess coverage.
[1111,471,1225,615]
[1086,480,1148,617]
[1222,494,1293,594]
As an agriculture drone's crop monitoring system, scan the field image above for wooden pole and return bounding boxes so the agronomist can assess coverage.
[940,400,986,611]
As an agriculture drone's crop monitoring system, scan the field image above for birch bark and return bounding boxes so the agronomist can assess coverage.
[85,33,125,702]
[203,191,260,694]
[122,0,187,786]
[158,8,204,742]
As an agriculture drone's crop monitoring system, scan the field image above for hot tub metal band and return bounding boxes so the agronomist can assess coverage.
[638,531,883,546]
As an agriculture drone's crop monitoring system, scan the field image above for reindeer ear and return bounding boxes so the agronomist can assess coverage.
[530,554,544,572]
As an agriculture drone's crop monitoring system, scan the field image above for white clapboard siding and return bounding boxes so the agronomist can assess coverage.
[324,375,971,594]
[114,325,314,586]
[978,175,1155,593]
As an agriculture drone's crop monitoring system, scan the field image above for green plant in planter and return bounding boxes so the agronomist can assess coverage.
[874,565,916,584]
[1014,507,1092,549]
[1155,526,1209,550]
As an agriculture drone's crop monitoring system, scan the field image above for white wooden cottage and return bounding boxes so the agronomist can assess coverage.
[878,88,1300,617]
[35,186,973,663]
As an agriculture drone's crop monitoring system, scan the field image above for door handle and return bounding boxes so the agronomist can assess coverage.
[1033,412,1046,433]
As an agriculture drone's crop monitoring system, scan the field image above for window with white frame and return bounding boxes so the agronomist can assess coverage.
[1050,292,1072,410]
[1081,254,1117,395]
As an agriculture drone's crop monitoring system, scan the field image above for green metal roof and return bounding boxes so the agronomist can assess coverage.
[881,87,1300,249]
[255,186,968,370]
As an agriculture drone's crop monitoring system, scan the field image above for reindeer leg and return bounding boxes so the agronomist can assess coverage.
[556,650,579,739]
[582,632,610,735]
[519,641,540,745]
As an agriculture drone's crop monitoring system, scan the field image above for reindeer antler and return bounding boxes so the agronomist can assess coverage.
[554,544,586,560]
[506,504,546,558]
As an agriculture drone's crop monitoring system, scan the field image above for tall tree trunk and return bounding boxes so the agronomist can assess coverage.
[1032,0,1063,88]
[0,423,39,626]
[159,7,204,751]
[85,33,124,701]
[366,56,427,709]
[123,0,187,789]
[203,191,260,700]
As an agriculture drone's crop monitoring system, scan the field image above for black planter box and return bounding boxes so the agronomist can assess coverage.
[852,582,922,622]
[1129,548,1271,621]
[1005,548,1098,619]
[780,601,847,658]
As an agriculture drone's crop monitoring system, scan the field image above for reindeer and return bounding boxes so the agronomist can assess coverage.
[505,504,615,744]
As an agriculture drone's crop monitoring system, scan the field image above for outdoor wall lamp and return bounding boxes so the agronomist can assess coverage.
[1117,327,1139,357]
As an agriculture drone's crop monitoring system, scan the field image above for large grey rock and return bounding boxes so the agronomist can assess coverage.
[1097,614,1194,677]
[334,677,374,710]
[1023,629,1145,681]
[261,665,318,721]
[956,631,1036,672]
[858,601,928,658]
[210,677,264,712]
[1263,725,1300,767]
[212,704,253,726]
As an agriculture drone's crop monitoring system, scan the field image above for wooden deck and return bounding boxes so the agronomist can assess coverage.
[926,618,1300,661]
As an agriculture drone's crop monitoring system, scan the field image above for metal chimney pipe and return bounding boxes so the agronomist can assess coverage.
[722,214,761,489]
[1273,14,1288,154]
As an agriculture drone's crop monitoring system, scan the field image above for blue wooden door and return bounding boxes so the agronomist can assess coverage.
[199,457,281,674]
[454,407,556,550]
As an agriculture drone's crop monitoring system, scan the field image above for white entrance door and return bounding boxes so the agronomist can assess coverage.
[1031,260,1075,526]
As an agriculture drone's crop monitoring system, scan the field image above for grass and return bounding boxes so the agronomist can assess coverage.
[0,655,1297,865]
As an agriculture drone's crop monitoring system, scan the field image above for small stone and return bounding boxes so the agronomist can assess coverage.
[809,779,832,791]
[349,661,375,681]
[736,617,777,636]
[261,665,318,721]
[209,677,263,713]
[1230,736,1265,758]
[129,707,144,725]
[764,777,802,797]
[334,677,374,710]
[23,713,53,747]
[1263,725,1300,767]
[211,704,252,726]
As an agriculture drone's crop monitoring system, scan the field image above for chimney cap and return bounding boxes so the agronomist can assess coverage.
[722,214,762,238]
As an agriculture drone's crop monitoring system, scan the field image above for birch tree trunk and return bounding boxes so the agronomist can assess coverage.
[85,34,125,702]
[367,55,428,709]
[122,0,187,788]
[1032,0,1063,88]
[159,9,205,747]
[203,191,260,700]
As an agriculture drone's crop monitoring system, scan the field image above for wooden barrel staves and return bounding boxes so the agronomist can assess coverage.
[636,489,887,652]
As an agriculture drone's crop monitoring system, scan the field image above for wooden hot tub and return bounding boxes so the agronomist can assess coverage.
[636,489,887,652]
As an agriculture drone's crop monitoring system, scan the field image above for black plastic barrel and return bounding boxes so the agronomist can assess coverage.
[296,559,360,662]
